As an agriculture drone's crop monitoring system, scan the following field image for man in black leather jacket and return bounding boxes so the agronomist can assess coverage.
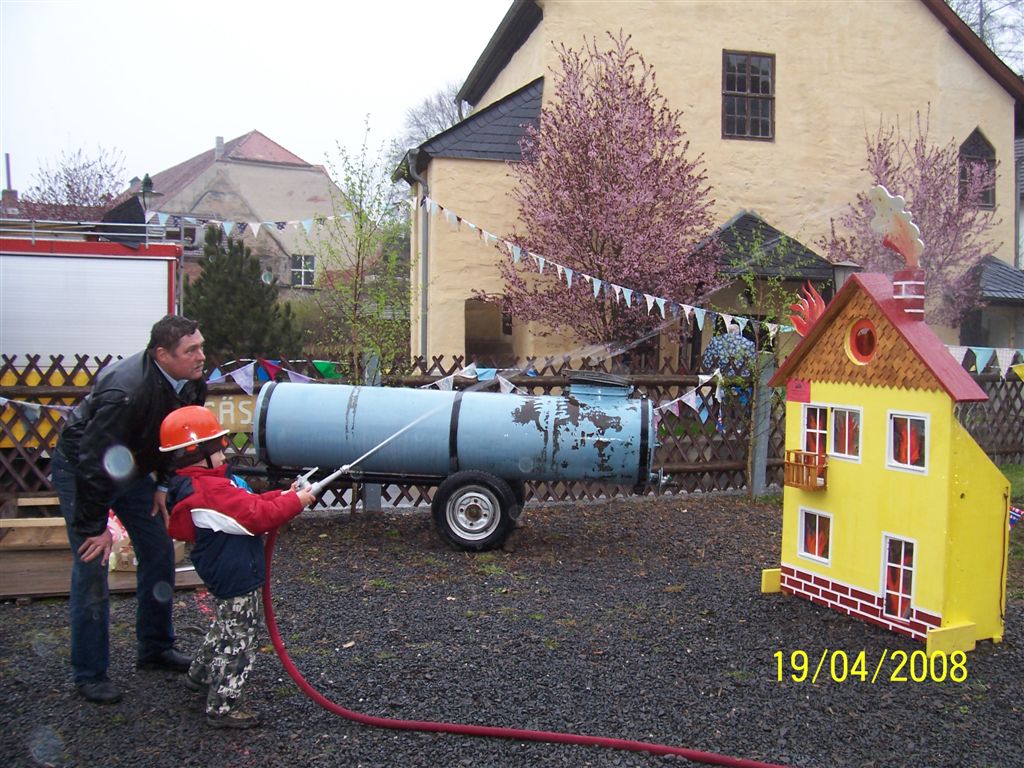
[53,315,208,703]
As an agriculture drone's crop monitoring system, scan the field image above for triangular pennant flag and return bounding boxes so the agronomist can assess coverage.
[612,284,622,303]
[994,348,1015,376]
[459,363,478,379]
[564,267,573,290]
[693,307,706,330]
[681,389,699,413]
[736,317,749,333]
[229,363,255,396]
[510,244,522,263]
[535,256,545,274]
[430,201,439,217]
[1012,363,1024,382]
[698,373,713,388]
[250,222,262,239]
[312,360,343,379]
[302,219,313,234]
[592,277,603,298]
[653,410,662,433]
[21,401,41,423]
[286,369,314,383]
[498,375,516,394]
[436,375,454,391]
[622,287,633,306]
[223,221,235,236]
[206,367,224,383]
[721,313,734,329]
[655,297,666,318]
[645,294,656,314]
[947,345,969,365]
[971,347,994,373]
[261,359,282,380]
[156,212,169,226]
[767,322,779,339]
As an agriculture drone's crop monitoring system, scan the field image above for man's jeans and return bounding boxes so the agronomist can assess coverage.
[53,450,177,683]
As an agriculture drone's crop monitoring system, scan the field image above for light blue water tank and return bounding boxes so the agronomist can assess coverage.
[254,374,655,487]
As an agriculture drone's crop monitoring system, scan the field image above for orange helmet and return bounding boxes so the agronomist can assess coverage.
[159,406,229,454]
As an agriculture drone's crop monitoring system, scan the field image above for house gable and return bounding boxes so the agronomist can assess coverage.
[782,287,947,394]
[771,273,987,401]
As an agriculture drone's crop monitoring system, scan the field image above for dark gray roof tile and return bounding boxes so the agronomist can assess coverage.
[978,254,1024,302]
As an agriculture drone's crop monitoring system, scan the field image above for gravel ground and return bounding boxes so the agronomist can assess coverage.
[1,493,1021,768]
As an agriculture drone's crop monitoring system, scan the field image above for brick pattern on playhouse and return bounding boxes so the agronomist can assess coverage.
[780,563,941,642]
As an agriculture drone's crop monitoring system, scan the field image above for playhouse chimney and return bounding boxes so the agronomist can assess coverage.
[893,267,925,320]
[214,136,224,160]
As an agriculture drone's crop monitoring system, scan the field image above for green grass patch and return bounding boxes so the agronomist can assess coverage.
[999,464,1023,503]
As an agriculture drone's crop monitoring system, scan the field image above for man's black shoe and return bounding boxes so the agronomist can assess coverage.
[76,679,123,704]
[137,648,191,672]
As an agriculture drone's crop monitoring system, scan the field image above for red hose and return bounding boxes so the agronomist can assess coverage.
[263,527,791,768]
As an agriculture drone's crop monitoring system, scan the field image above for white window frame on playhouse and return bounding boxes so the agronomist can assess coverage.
[886,410,929,475]
[801,404,829,455]
[798,506,832,565]
[880,533,916,622]
[828,405,863,463]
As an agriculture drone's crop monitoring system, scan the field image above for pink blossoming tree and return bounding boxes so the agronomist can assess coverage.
[495,32,721,349]
[819,111,1000,326]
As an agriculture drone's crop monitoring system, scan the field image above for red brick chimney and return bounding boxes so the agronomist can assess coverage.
[893,267,925,320]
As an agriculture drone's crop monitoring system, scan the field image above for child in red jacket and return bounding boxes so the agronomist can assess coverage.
[160,406,315,729]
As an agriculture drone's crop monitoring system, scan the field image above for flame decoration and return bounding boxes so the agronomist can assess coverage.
[789,281,827,337]
[868,184,924,268]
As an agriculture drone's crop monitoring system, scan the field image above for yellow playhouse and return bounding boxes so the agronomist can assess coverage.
[761,267,1011,654]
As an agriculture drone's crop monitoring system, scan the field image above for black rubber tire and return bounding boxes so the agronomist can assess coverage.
[431,470,517,551]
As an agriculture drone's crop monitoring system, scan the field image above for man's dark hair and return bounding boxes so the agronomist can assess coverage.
[147,315,200,352]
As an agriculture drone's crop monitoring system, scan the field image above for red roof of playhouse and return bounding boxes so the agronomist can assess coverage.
[769,273,987,402]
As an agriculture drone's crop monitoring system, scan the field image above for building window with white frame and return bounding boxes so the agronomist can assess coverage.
[799,508,831,562]
[803,405,828,455]
[831,407,861,460]
[888,412,928,472]
[291,254,315,288]
[883,536,914,620]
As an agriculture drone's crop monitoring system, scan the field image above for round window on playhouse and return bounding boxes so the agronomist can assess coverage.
[847,318,877,364]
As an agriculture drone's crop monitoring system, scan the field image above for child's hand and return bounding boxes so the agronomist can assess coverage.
[296,489,316,508]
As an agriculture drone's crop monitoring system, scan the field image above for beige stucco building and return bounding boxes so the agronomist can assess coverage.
[401,0,1023,364]
[127,131,347,302]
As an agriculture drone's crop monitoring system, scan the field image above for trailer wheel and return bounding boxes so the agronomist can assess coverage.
[432,471,517,551]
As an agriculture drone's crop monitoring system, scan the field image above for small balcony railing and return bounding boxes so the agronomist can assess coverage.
[784,450,828,491]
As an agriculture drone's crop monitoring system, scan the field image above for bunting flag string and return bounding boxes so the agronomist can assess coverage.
[420,195,796,341]
[652,368,723,431]
[420,363,523,394]
[148,211,352,239]
[947,345,1024,377]
[422,195,1024,380]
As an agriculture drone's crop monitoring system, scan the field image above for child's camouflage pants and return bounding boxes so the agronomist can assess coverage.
[189,589,262,715]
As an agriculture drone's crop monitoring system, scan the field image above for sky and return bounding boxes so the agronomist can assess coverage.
[0,0,511,191]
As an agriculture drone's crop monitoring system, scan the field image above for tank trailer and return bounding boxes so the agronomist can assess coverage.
[253,372,660,550]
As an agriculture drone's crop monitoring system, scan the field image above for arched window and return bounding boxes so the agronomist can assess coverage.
[959,129,995,208]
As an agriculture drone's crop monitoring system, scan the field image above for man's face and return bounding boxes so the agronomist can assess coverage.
[155,330,206,381]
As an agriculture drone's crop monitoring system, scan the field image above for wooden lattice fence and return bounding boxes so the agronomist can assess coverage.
[2,353,1021,513]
